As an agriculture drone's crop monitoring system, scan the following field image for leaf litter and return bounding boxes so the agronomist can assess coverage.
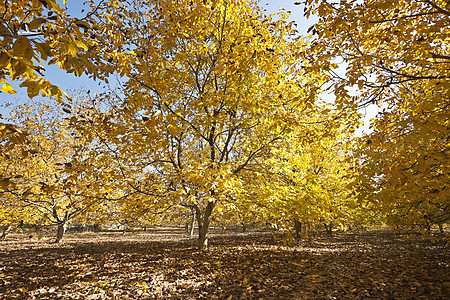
[0,228,448,299]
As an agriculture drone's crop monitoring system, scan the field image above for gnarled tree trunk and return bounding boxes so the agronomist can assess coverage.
[55,221,67,243]
[324,223,333,235]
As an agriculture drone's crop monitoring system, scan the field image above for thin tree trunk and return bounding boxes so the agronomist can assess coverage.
[294,219,302,237]
[197,201,215,250]
[190,210,196,237]
[241,222,247,233]
[0,225,11,239]
[324,223,333,235]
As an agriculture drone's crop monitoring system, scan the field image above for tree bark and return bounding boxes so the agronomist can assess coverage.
[54,210,69,243]
[294,219,302,237]
[55,221,67,243]
[196,201,215,250]
[190,210,196,237]
[324,223,333,235]
[0,225,11,239]
[241,222,247,233]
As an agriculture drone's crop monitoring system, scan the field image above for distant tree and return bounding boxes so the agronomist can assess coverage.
[0,100,125,242]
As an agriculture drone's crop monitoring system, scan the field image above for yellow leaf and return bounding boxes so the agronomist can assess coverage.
[34,42,51,61]
[29,18,47,31]
[0,178,13,189]
[96,281,107,288]
[241,277,248,286]
[13,37,33,60]
[68,43,77,57]
[1,82,16,94]
[357,80,364,89]
[0,52,10,68]
[0,23,9,36]
[75,40,89,51]
[74,20,92,30]
[10,60,27,79]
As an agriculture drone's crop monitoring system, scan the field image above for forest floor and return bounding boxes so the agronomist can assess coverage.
[0,228,448,299]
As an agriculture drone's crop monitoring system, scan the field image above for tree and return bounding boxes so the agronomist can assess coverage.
[303,0,449,230]
[0,99,121,242]
[70,0,324,250]
[236,113,361,237]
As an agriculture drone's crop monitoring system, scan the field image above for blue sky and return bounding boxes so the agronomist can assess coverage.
[0,1,314,119]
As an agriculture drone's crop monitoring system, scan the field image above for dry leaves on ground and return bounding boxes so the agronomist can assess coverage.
[0,229,448,299]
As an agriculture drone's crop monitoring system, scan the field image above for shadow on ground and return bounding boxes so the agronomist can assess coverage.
[0,229,448,299]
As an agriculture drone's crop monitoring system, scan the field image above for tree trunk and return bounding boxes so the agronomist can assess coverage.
[55,221,67,243]
[0,225,11,239]
[294,219,302,237]
[196,201,215,250]
[185,209,197,236]
[190,210,196,237]
[54,210,69,243]
[324,223,333,235]
[241,222,247,233]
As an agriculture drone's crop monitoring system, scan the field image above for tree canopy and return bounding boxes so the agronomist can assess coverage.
[0,0,448,245]
[303,0,449,230]
[64,0,329,249]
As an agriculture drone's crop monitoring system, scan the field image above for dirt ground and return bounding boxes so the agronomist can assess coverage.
[0,228,448,299]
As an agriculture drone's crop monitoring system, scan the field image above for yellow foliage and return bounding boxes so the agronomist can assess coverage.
[304,0,449,228]
[0,0,110,100]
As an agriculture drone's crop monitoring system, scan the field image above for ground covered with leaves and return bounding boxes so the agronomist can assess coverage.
[0,228,448,299]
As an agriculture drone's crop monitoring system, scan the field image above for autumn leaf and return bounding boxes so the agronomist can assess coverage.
[13,37,34,60]
[1,82,17,94]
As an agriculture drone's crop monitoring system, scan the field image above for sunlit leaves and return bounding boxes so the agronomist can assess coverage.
[0,99,116,242]
[0,0,108,99]
[1,82,16,94]
[304,0,449,230]
[66,0,327,248]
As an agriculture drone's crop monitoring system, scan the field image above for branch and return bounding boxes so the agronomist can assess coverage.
[422,0,450,16]
[233,136,281,174]
[369,11,441,24]
[378,65,447,80]
[430,52,450,60]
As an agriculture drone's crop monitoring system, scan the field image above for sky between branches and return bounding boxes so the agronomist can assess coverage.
[1,0,376,136]
[0,1,314,117]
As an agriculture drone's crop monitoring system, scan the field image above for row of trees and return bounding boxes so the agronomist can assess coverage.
[1,0,448,249]
[303,0,449,231]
